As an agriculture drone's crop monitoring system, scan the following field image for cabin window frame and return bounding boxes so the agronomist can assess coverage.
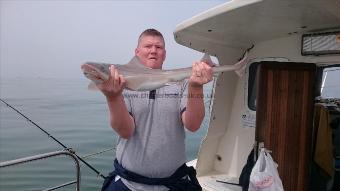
[247,61,340,112]
[247,62,260,111]
[318,64,340,99]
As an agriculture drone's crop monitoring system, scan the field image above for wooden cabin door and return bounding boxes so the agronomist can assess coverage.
[255,62,317,191]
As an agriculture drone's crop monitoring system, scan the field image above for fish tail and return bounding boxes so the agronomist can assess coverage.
[234,51,249,77]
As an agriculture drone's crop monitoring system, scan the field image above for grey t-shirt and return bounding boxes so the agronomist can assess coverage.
[115,81,188,191]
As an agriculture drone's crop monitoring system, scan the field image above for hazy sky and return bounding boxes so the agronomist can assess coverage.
[0,0,224,79]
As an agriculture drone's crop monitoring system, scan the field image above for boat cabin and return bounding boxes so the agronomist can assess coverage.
[174,0,340,190]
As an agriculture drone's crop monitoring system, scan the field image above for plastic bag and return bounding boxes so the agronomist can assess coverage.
[249,149,284,191]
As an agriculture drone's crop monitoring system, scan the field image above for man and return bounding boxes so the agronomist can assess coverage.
[98,29,213,191]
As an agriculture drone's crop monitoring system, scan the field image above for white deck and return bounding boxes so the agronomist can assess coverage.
[199,172,242,191]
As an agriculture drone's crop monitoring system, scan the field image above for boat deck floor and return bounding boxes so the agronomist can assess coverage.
[198,171,242,191]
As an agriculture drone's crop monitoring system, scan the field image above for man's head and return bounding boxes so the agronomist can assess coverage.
[135,29,166,69]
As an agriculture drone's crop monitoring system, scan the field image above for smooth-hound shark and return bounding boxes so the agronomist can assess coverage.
[81,52,248,91]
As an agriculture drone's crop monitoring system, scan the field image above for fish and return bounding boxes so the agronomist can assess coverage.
[81,52,248,91]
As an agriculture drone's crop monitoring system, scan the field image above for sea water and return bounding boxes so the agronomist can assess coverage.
[0,78,212,191]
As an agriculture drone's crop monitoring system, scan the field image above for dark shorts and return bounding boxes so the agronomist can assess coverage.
[103,178,131,191]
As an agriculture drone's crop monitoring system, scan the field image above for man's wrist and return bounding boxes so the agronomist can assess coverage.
[188,83,204,100]
[189,82,203,91]
[106,93,123,102]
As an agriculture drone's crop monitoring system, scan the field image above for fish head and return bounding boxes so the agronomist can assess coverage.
[81,62,110,84]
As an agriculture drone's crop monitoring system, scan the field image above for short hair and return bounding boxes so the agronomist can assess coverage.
[138,28,165,46]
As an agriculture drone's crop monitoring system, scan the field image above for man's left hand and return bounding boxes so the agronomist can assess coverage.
[189,61,213,87]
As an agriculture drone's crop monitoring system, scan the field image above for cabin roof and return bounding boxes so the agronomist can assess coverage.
[173,0,340,55]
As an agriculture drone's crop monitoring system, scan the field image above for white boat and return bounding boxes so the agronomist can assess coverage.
[175,0,340,190]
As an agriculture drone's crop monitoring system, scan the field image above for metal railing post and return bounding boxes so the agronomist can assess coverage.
[0,150,81,191]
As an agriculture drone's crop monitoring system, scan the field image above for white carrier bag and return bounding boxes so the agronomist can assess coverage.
[249,148,284,191]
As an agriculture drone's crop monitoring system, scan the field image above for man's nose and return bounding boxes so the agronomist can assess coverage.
[150,46,157,53]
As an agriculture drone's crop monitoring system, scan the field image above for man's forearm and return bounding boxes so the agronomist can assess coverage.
[106,95,135,139]
[183,85,205,132]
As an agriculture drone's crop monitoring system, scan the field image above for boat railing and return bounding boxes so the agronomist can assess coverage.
[0,149,81,191]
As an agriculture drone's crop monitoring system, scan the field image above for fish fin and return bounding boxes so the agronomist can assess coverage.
[234,51,249,77]
[125,56,152,69]
[165,82,176,86]
[88,82,99,91]
[201,53,217,67]
[234,45,253,77]
[165,81,186,86]
[235,63,247,77]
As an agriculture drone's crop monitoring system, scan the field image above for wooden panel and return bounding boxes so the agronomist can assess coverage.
[256,62,316,191]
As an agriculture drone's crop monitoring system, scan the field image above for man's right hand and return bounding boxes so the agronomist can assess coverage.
[97,65,126,101]
[98,65,135,139]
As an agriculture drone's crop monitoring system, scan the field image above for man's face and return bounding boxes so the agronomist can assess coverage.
[135,35,166,69]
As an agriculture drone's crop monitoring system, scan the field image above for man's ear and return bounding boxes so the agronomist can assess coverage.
[135,48,139,55]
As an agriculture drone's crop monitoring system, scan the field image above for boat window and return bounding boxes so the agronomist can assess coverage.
[320,66,340,98]
[248,62,260,111]
[248,63,340,111]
